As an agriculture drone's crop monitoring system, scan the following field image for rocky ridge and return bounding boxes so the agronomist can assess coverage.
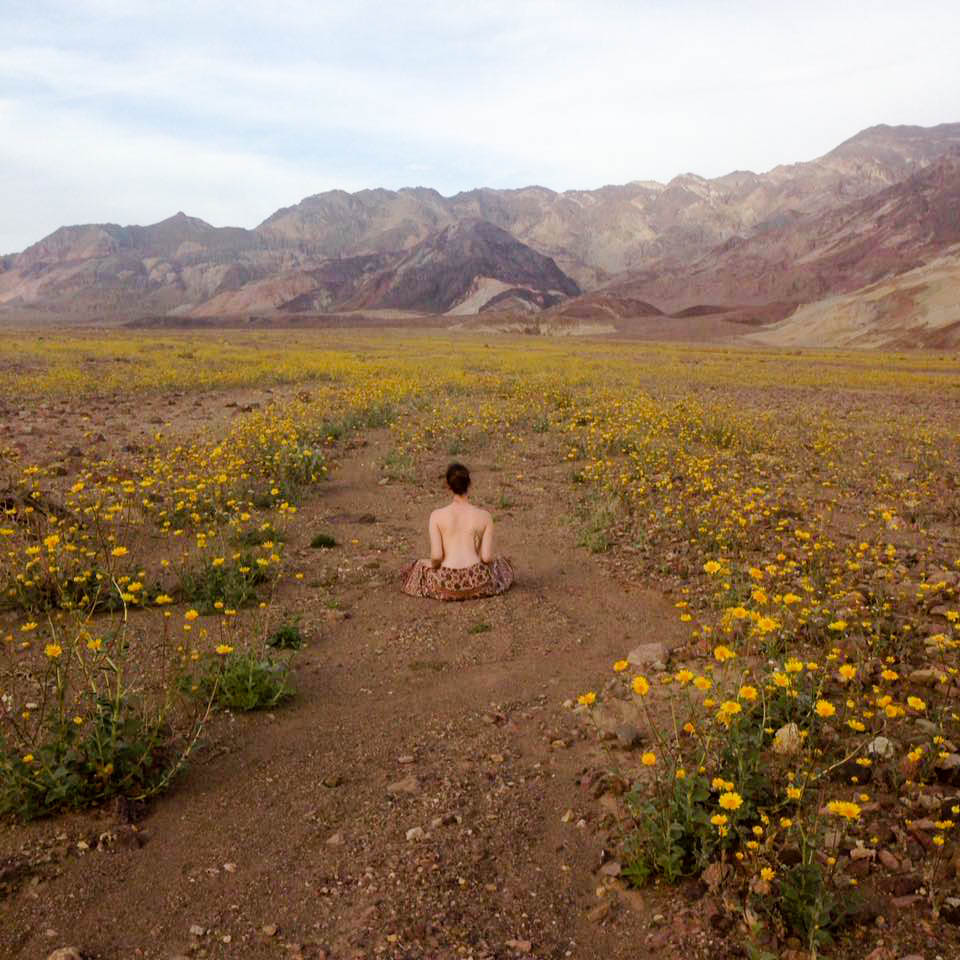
[2,122,960,330]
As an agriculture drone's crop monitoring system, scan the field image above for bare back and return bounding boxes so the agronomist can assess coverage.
[429,499,494,569]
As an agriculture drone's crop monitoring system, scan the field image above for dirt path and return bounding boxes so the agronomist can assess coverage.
[2,434,692,960]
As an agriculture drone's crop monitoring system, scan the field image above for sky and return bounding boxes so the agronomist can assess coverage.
[2,0,959,253]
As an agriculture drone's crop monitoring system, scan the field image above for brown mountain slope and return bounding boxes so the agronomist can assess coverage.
[2,122,959,324]
[255,123,960,286]
[192,220,579,317]
[606,150,960,313]
[746,245,960,349]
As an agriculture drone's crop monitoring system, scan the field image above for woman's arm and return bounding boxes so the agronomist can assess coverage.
[479,514,495,564]
[429,511,444,569]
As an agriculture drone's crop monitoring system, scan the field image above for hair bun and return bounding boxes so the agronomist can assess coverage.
[446,462,471,495]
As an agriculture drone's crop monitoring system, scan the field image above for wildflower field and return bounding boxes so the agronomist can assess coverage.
[1,329,959,958]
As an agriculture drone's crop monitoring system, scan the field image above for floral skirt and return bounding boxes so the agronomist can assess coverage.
[400,558,515,601]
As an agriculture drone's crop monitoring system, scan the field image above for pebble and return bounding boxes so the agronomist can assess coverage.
[614,723,640,748]
[879,849,900,871]
[397,755,415,765]
[262,924,279,937]
[223,862,237,873]
[505,939,532,953]
[867,735,896,759]
[773,722,802,755]
[387,775,420,795]
[189,924,205,937]
[586,901,610,923]
[46,950,84,960]
[405,826,426,842]
[627,641,668,669]
[326,832,345,846]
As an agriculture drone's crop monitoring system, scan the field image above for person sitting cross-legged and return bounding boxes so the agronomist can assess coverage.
[400,462,514,601]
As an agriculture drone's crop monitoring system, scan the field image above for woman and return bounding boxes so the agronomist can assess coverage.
[401,462,514,601]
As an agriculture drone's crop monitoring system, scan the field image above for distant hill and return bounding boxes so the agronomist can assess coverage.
[605,150,960,310]
[2,121,960,338]
[189,220,579,317]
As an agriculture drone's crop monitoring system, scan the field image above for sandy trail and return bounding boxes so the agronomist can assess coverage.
[2,432,688,960]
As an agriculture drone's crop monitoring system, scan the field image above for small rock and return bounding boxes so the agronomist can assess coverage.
[586,902,610,923]
[189,924,205,937]
[46,950,84,960]
[405,827,425,842]
[941,896,960,924]
[850,846,876,861]
[879,849,900,871]
[599,861,622,877]
[505,939,532,953]
[773,722,802,755]
[223,862,237,873]
[651,913,666,926]
[262,924,279,937]
[627,642,669,669]
[614,723,640,748]
[397,755,415,765]
[387,775,420,795]
[891,894,922,909]
[326,832,344,846]
[561,809,575,823]
[702,861,732,891]
[867,736,895,760]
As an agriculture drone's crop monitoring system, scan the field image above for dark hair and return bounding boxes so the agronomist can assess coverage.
[446,462,471,496]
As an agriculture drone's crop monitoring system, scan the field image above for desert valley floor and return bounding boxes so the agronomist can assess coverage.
[1,331,959,960]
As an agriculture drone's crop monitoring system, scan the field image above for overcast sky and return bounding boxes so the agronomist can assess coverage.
[2,0,959,252]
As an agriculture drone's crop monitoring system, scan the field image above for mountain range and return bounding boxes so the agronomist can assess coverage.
[3,121,960,346]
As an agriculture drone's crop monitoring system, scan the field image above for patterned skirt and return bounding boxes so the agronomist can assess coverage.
[400,558,515,601]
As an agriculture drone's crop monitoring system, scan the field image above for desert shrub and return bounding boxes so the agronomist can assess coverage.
[267,620,305,650]
[178,554,268,614]
[235,523,286,547]
[0,696,171,820]
[382,448,415,482]
[181,650,293,712]
[577,498,619,553]
[310,532,337,549]
[623,769,717,884]
[579,634,956,957]
[0,620,205,821]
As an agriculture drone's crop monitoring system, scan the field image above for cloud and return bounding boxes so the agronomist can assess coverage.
[2,0,959,250]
